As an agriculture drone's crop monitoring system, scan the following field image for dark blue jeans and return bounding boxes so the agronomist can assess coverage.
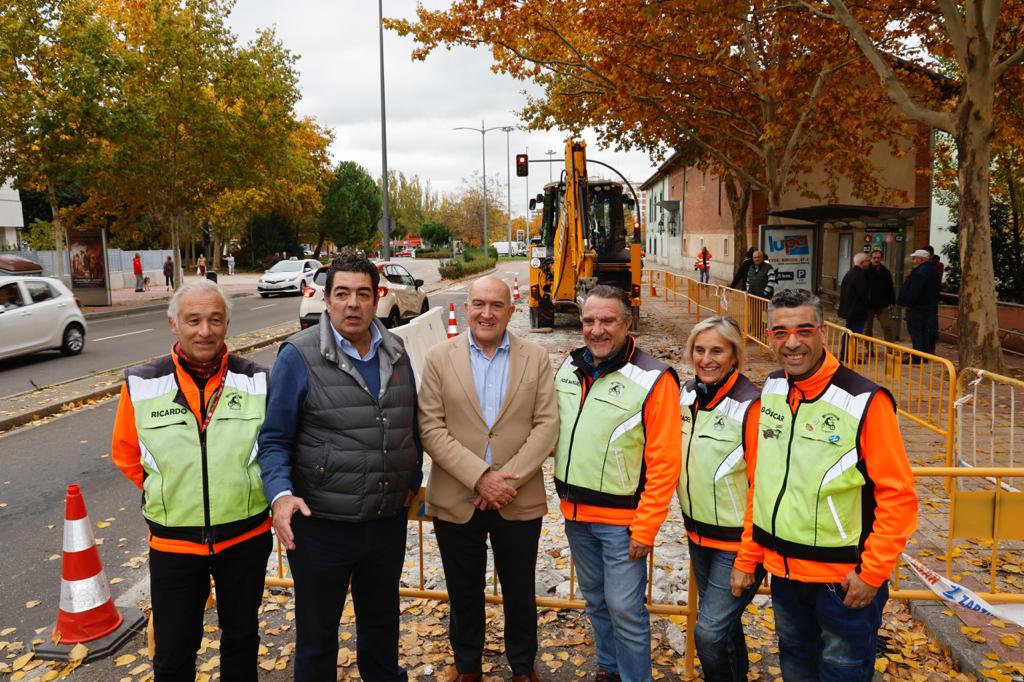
[288,514,408,682]
[699,269,710,283]
[839,317,865,363]
[906,309,929,353]
[688,541,765,682]
[771,577,888,681]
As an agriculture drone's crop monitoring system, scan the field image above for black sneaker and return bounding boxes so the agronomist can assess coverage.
[595,672,621,682]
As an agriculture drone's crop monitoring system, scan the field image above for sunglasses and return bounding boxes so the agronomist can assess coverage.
[766,325,822,342]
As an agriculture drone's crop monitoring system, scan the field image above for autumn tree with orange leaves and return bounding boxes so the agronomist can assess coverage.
[389,0,922,271]
[795,0,1024,371]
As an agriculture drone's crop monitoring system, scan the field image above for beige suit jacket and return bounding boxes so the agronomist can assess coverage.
[418,332,559,524]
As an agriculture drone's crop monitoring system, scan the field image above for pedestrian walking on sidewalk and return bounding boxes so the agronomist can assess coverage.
[897,249,939,357]
[678,316,766,681]
[837,252,871,362]
[744,251,777,299]
[257,254,422,681]
[554,285,681,682]
[865,250,896,342]
[729,248,755,291]
[731,288,917,681]
[163,256,174,291]
[197,254,207,277]
[226,253,235,276]
[418,275,559,682]
[133,253,144,292]
[111,279,272,682]
[695,246,713,284]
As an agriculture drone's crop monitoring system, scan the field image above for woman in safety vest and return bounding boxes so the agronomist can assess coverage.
[677,316,766,681]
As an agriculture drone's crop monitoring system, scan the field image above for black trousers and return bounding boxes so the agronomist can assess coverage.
[288,514,408,682]
[149,531,272,682]
[434,510,542,675]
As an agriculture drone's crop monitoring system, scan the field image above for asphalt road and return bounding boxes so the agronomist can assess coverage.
[0,295,301,398]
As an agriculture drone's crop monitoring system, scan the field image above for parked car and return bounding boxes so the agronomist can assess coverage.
[299,262,429,330]
[395,247,417,258]
[257,258,322,297]
[0,276,87,360]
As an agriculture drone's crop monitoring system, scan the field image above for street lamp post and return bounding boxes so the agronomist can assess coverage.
[502,126,514,249]
[454,120,512,253]
[545,148,556,182]
[377,0,392,260]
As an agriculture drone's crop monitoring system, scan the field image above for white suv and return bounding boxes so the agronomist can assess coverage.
[0,276,87,360]
[299,262,429,330]
[258,258,322,297]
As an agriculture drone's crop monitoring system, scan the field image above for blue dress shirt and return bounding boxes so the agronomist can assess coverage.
[467,330,510,465]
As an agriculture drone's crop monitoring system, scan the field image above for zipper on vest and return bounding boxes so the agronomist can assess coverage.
[768,400,799,577]
[198,385,213,555]
[562,370,592,512]
[683,404,698,542]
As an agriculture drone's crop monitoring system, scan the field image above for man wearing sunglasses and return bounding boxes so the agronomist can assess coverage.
[730,288,917,681]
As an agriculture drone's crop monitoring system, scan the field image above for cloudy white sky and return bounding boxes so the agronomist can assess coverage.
[226,0,660,220]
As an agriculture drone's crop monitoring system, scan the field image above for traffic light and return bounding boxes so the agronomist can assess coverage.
[516,153,529,177]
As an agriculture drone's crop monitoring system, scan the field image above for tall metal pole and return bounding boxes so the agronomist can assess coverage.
[378,0,391,260]
[454,120,514,254]
[545,149,556,181]
[503,126,513,248]
[480,120,488,252]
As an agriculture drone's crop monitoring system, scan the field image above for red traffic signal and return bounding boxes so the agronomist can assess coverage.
[516,153,529,177]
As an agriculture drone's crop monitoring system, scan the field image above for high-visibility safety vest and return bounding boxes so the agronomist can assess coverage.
[677,374,759,542]
[695,252,712,270]
[554,343,675,509]
[752,364,890,563]
[125,356,269,540]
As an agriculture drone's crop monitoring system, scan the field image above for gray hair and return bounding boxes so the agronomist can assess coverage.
[853,252,869,267]
[767,288,823,325]
[583,285,632,320]
[167,278,232,322]
[685,315,746,373]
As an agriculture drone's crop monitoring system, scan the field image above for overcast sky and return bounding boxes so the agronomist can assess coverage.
[226,0,660,220]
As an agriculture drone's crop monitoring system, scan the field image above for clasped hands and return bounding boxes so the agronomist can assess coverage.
[472,470,519,510]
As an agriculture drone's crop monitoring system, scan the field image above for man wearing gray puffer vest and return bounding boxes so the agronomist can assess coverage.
[257,254,423,682]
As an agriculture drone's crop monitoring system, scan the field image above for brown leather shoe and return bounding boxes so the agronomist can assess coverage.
[512,673,540,682]
[451,674,482,682]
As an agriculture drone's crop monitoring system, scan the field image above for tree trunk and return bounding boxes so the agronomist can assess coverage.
[313,232,325,258]
[723,176,751,270]
[45,175,66,281]
[170,214,182,289]
[956,86,1003,371]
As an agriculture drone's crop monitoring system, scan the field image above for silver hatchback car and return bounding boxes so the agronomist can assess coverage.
[0,276,87,360]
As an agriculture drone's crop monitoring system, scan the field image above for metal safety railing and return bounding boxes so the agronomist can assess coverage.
[236,273,1023,677]
[645,268,958,470]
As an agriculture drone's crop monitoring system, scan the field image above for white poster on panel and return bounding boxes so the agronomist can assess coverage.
[760,224,816,293]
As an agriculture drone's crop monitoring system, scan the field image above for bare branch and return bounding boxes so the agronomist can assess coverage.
[936,0,970,70]
[817,0,955,132]
[779,62,832,186]
[995,42,1024,78]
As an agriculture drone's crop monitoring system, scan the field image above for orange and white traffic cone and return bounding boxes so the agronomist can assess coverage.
[650,280,658,297]
[447,303,459,338]
[513,276,521,303]
[34,484,145,661]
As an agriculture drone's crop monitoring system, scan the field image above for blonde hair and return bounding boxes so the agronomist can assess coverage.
[684,316,746,374]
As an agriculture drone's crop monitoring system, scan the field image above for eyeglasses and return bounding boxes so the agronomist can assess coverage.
[766,325,821,342]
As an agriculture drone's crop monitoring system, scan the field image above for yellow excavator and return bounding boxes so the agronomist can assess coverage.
[527,138,643,329]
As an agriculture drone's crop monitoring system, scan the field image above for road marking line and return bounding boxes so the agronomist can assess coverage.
[250,304,276,310]
[92,328,154,342]
[448,285,466,292]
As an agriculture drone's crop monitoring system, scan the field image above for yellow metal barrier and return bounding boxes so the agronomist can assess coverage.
[643,268,958,470]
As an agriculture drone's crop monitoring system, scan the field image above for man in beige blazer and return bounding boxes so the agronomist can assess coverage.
[418,275,559,682]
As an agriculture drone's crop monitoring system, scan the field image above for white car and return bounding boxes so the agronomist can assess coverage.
[257,258,322,297]
[299,262,429,329]
[0,276,87,360]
